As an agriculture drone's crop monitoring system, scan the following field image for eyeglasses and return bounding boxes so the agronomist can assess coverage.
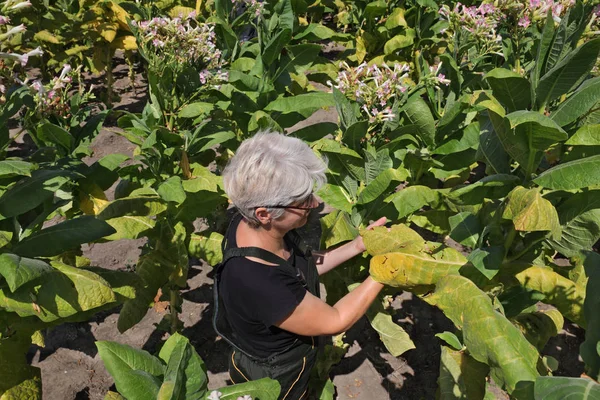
[255,194,317,211]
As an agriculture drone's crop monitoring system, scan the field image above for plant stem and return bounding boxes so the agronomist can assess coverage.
[170,287,178,333]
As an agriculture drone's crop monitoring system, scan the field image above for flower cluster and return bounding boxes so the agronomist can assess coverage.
[328,62,413,124]
[0,0,40,67]
[232,0,264,18]
[525,0,575,23]
[133,14,222,70]
[439,2,504,44]
[25,64,94,119]
[207,391,252,400]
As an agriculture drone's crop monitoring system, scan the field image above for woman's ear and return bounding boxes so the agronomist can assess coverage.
[254,207,272,225]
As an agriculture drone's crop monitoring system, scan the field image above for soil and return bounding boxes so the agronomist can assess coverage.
[21,54,587,400]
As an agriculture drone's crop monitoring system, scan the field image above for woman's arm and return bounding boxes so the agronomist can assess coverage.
[276,276,384,336]
[313,217,387,275]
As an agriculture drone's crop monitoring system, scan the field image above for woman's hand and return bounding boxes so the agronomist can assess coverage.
[353,217,388,253]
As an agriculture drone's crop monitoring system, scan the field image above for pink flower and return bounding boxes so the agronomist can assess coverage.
[518,15,530,28]
[0,16,10,25]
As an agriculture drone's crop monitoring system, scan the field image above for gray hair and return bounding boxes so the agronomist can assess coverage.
[223,131,327,226]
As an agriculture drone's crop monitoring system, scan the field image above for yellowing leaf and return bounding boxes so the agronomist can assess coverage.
[503,186,560,239]
[99,22,119,43]
[80,184,109,215]
[111,35,137,50]
[33,30,61,44]
[515,265,586,327]
[361,224,424,256]
[369,243,466,291]
[108,1,132,31]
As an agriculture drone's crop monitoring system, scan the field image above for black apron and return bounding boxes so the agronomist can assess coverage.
[213,215,321,400]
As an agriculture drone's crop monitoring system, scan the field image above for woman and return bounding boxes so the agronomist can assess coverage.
[215,131,385,399]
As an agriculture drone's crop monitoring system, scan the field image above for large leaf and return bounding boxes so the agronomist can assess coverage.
[565,124,600,146]
[446,174,519,205]
[96,341,163,400]
[158,333,208,400]
[369,243,467,291]
[383,31,415,55]
[262,29,292,66]
[264,92,335,115]
[366,296,415,357]
[384,185,439,219]
[105,216,156,241]
[357,168,407,204]
[361,224,425,256]
[502,186,560,238]
[188,232,224,265]
[505,111,567,151]
[512,310,564,351]
[0,262,116,322]
[319,210,358,249]
[448,212,481,248]
[534,377,600,400]
[426,275,540,399]
[579,251,600,380]
[551,77,600,127]
[533,155,600,190]
[0,254,53,292]
[210,378,280,400]
[36,123,74,152]
[317,184,353,214]
[13,217,116,257]
[158,177,186,204]
[403,96,436,148]
[157,335,188,400]
[333,87,359,131]
[97,194,167,220]
[0,160,34,179]
[549,190,600,257]
[0,169,75,219]
[437,345,489,400]
[514,265,586,327]
[484,69,531,112]
[536,38,600,107]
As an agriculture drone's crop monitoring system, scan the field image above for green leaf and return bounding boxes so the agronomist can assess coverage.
[385,8,407,29]
[320,210,359,249]
[13,217,116,258]
[333,87,359,131]
[104,216,156,241]
[383,31,415,55]
[184,165,222,192]
[426,275,540,398]
[0,371,42,400]
[448,212,480,248]
[551,77,600,127]
[0,169,75,219]
[533,155,600,190]
[436,332,463,351]
[536,38,600,107]
[0,254,53,292]
[262,29,292,66]
[0,262,117,322]
[85,267,143,303]
[188,232,224,265]
[578,251,600,380]
[565,124,600,146]
[317,184,353,214]
[502,186,560,238]
[158,177,186,204]
[532,11,555,90]
[158,333,208,400]
[0,160,34,179]
[157,336,188,400]
[438,345,489,400]
[211,378,280,400]
[433,123,479,156]
[505,111,567,151]
[97,194,167,220]
[384,186,439,219]
[178,102,213,118]
[264,92,335,115]
[534,377,600,400]
[479,113,511,174]
[358,168,407,205]
[484,69,531,112]
[292,122,338,143]
[467,247,504,280]
[36,123,74,152]
[548,191,600,257]
[369,243,467,291]
[403,96,436,148]
[367,306,415,356]
[104,392,126,400]
[514,265,586,327]
[96,341,163,400]
[364,0,387,20]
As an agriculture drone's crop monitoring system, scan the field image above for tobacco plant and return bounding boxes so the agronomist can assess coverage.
[97,332,281,400]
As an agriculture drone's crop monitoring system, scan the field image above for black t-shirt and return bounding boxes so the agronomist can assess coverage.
[219,215,312,358]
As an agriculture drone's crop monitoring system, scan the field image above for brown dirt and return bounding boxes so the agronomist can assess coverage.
[24,54,587,400]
